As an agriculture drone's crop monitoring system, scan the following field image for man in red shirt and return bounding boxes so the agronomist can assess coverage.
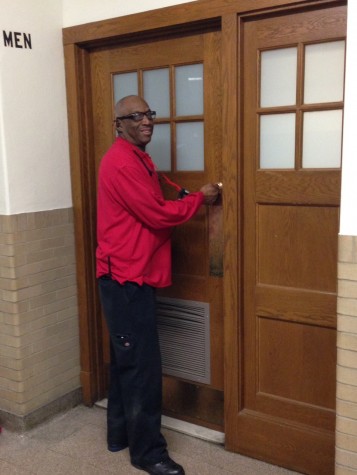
[97,95,219,475]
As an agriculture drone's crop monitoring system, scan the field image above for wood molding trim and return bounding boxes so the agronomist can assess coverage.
[62,0,343,46]
[63,44,104,404]
[221,11,240,442]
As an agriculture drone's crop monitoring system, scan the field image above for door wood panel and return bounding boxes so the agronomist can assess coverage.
[258,318,337,410]
[225,5,346,475]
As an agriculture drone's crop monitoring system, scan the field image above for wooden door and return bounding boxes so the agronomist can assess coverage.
[225,5,346,475]
[89,30,224,430]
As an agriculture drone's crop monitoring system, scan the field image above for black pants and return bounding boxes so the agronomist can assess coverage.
[98,277,168,465]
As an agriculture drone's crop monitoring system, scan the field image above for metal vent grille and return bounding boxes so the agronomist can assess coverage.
[156,296,210,384]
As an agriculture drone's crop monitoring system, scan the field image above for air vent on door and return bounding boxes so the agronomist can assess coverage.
[156,297,210,384]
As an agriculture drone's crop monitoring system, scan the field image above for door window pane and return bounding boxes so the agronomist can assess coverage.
[304,41,345,104]
[146,124,171,171]
[176,122,204,171]
[143,68,170,118]
[113,72,138,104]
[175,64,203,116]
[260,114,296,169]
[302,110,343,168]
[260,48,297,107]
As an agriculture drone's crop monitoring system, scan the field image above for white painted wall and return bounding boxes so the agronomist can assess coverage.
[0,74,9,213]
[62,0,197,27]
[340,1,357,236]
[0,0,72,215]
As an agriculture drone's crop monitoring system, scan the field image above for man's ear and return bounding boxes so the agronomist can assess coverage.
[115,118,123,134]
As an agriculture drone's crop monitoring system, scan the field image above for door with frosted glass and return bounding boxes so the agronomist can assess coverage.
[90,32,224,429]
[226,6,346,475]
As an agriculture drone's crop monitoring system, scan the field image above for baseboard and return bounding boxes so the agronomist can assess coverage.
[0,388,82,432]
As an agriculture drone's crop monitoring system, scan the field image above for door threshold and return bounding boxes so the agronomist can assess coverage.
[95,399,225,445]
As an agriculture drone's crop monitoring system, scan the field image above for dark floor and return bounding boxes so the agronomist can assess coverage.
[0,404,301,474]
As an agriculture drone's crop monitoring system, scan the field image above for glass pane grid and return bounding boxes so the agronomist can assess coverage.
[143,68,170,118]
[113,72,139,105]
[258,40,345,171]
[260,47,298,108]
[304,40,346,105]
[113,63,205,173]
[302,109,343,169]
[146,123,171,171]
[259,113,296,169]
[175,64,204,117]
[176,122,204,171]
[173,63,205,171]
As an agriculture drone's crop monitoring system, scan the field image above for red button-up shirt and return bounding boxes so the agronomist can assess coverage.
[96,137,204,288]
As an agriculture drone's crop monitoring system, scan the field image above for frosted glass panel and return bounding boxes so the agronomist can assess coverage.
[261,48,297,107]
[143,69,170,118]
[302,110,342,168]
[304,41,345,104]
[176,122,204,171]
[260,114,296,169]
[146,124,171,171]
[175,64,203,116]
[113,73,138,104]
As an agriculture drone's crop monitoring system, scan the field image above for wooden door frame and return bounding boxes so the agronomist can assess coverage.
[62,0,343,411]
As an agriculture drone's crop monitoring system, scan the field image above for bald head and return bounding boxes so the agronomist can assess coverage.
[115,95,149,117]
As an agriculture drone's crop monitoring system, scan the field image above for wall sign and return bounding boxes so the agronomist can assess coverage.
[2,31,32,49]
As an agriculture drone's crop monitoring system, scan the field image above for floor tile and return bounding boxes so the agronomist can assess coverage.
[0,405,302,475]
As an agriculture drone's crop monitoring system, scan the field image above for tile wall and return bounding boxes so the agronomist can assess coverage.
[336,235,357,474]
[0,209,80,429]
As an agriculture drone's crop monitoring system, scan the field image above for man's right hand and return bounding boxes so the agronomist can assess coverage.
[200,183,220,205]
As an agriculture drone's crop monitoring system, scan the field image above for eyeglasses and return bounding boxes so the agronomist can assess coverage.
[115,110,156,123]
